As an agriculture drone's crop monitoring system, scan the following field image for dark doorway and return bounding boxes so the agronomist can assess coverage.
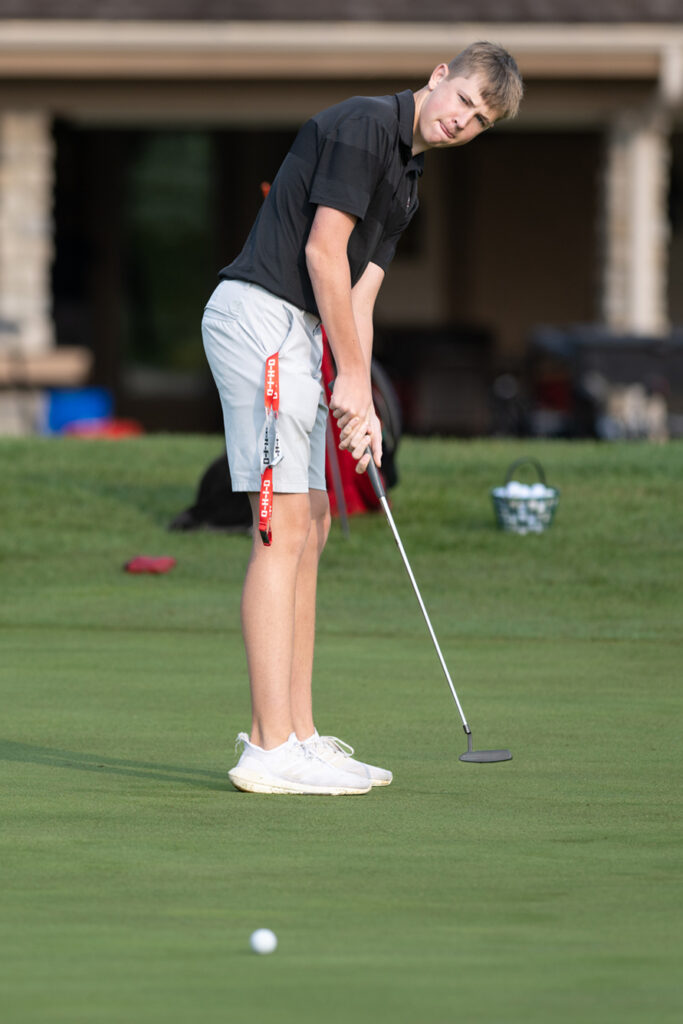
[52,123,295,432]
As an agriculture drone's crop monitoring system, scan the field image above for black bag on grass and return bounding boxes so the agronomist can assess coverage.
[168,453,252,533]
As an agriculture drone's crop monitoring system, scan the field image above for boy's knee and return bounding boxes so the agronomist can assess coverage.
[277,504,313,559]
[248,492,312,559]
[310,491,331,553]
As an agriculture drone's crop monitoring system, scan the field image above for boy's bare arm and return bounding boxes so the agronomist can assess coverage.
[305,206,374,426]
[351,261,385,372]
[349,262,385,470]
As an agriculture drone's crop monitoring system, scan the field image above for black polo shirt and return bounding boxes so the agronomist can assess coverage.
[219,90,424,316]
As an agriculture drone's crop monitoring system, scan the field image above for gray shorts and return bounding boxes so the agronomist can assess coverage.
[201,279,328,493]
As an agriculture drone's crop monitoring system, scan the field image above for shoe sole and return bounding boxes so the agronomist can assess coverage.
[228,767,371,795]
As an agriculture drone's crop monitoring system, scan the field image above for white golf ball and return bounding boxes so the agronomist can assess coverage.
[250,928,278,955]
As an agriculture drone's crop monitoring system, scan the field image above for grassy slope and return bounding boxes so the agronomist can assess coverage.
[0,436,681,1024]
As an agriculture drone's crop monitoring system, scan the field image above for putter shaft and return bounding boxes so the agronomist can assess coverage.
[367,458,470,736]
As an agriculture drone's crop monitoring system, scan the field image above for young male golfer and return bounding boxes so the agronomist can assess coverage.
[202,42,523,794]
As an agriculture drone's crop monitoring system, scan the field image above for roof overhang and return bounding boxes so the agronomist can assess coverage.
[0,20,682,88]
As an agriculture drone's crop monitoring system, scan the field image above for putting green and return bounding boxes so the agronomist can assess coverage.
[1,436,681,1023]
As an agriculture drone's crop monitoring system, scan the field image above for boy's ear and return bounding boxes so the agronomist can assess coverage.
[428,63,450,90]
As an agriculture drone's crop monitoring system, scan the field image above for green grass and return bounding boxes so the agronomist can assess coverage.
[1,436,681,1024]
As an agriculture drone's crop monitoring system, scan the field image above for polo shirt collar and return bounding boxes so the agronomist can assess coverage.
[396,90,424,173]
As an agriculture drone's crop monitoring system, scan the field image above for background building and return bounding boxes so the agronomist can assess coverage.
[1,1,682,436]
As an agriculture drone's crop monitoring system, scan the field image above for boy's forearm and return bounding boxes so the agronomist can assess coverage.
[353,310,373,374]
[350,261,384,375]
[307,254,368,383]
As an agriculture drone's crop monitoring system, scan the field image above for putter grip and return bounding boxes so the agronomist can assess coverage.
[365,448,386,499]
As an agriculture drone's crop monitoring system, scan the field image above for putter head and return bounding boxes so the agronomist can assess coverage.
[460,748,512,763]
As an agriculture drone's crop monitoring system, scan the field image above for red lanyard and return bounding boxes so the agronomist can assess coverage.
[258,354,281,545]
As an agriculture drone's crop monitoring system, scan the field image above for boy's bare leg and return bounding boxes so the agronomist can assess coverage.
[242,493,313,750]
[290,489,331,740]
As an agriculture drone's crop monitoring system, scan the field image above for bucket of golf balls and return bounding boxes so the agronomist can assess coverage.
[491,457,559,535]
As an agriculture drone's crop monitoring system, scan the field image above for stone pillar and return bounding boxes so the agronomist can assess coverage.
[0,110,54,353]
[0,111,54,433]
[601,107,671,336]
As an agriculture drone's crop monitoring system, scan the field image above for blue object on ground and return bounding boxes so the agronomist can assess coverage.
[45,388,114,434]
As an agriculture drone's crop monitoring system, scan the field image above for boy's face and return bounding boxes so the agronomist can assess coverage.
[413,66,496,154]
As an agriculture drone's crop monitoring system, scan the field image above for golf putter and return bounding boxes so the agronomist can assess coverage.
[364,450,511,764]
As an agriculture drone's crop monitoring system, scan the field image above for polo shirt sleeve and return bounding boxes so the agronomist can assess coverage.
[309,116,390,221]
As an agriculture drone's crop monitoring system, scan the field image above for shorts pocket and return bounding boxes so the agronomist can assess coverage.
[279,370,324,436]
[202,298,244,324]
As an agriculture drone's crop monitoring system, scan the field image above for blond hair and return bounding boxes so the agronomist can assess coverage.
[448,42,523,121]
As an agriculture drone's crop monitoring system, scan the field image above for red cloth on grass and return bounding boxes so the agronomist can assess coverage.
[124,556,177,574]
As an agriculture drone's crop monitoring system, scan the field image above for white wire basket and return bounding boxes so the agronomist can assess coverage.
[491,457,560,535]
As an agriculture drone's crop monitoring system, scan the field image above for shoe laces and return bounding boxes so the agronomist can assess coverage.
[315,735,354,758]
[294,739,315,761]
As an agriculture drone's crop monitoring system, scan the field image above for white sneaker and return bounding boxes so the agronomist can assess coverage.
[302,732,393,787]
[228,732,372,795]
